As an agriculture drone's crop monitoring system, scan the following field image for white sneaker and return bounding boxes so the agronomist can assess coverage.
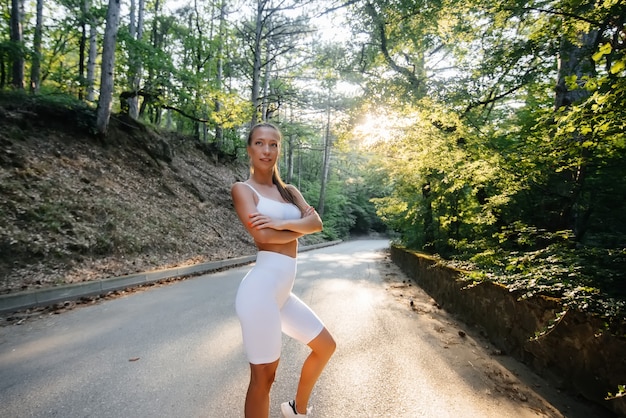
[280,400,308,417]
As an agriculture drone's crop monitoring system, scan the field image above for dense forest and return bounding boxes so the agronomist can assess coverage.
[1,0,625,335]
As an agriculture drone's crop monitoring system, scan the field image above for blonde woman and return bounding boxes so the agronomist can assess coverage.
[231,123,336,418]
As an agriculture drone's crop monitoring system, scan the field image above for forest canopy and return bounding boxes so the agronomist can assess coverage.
[1,0,625,321]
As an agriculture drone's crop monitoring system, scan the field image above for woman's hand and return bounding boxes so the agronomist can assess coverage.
[303,205,316,217]
[248,205,316,230]
[248,212,284,230]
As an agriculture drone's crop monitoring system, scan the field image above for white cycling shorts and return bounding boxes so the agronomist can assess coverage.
[235,251,325,364]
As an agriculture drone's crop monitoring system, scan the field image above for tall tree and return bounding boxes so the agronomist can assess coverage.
[141,0,172,125]
[78,0,88,99]
[346,0,433,101]
[86,0,100,102]
[96,0,122,134]
[249,0,266,124]
[214,0,228,145]
[29,0,43,93]
[243,0,313,124]
[316,98,331,215]
[126,0,145,118]
[9,0,24,89]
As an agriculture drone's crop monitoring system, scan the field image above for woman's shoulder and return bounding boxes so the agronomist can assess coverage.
[285,183,301,194]
[231,181,254,198]
[231,181,252,191]
[285,184,306,203]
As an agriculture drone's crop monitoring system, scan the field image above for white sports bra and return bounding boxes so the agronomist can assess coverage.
[242,182,302,220]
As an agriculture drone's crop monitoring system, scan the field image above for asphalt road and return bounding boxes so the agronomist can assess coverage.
[0,239,610,417]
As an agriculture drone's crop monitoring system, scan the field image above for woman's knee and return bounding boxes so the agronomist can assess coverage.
[325,332,337,357]
[250,361,279,389]
[310,328,336,358]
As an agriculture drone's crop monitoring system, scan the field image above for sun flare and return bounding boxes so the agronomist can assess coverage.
[352,110,413,148]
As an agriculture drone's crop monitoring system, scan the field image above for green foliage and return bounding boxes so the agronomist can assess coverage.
[316,180,353,240]
[358,0,626,323]
[365,98,518,255]
[457,224,626,321]
[0,90,95,132]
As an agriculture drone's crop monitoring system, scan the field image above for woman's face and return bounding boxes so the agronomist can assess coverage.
[247,126,281,172]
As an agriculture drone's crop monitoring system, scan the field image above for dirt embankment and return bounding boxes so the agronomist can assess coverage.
[0,101,264,295]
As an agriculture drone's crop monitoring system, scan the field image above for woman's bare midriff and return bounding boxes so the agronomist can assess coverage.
[255,240,298,258]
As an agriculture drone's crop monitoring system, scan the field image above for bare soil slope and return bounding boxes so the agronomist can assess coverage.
[0,99,266,294]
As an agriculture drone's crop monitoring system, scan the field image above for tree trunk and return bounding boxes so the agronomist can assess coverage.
[86,7,98,103]
[96,0,122,135]
[190,4,202,140]
[364,2,425,99]
[29,0,43,93]
[555,32,597,109]
[214,0,227,146]
[422,181,434,246]
[0,55,6,88]
[261,19,272,121]
[10,0,24,89]
[285,106,295,183]
[141,0,161,122]
[126,0,137,115]
[127,0,145,119]
[554,31,599,241]
[317,91,332,216]
[78,1,87,100]
[250,0,266,125]
[286,133,295,183]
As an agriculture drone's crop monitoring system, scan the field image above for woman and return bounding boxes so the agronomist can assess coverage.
[231,122,336,418]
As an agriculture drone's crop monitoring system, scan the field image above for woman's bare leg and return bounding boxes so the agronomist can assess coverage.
[245,359,280,418]
[293,328,336,414]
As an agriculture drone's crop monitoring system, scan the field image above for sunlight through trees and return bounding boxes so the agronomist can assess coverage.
[1,0,624,322]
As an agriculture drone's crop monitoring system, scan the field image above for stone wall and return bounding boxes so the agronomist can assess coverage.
[390,245,626,416]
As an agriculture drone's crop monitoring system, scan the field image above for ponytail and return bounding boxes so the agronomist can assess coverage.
[272,167,304,211]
